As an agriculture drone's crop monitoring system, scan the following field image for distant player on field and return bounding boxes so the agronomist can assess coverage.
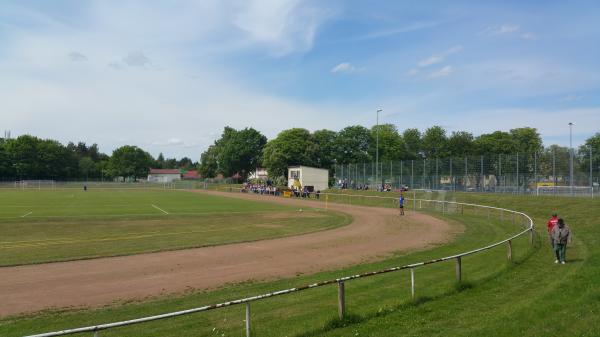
[398,193,405,216]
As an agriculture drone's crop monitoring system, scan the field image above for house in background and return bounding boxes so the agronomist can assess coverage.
[147,169,182,183]
[182,170,200,180]
[148,169,201,182]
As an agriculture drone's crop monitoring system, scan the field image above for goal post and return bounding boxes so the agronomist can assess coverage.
[15,180,56,190]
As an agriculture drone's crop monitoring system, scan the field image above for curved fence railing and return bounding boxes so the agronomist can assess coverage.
[25,190,535,337]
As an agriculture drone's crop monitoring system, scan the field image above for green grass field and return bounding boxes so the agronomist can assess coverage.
[0,189,350,266]
[1,190,599,337]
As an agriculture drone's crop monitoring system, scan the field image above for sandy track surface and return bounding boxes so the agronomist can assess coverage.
[0,190,457,317]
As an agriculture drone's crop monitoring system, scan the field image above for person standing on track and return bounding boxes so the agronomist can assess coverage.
[547,213,559,246]
[551,218,572,264]
[398,193,405,216]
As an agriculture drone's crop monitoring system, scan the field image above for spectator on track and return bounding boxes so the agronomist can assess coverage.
[551,218,572,264]
[547,213,559,246]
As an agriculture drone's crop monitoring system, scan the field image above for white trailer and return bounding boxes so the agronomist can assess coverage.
[288,166,329,191]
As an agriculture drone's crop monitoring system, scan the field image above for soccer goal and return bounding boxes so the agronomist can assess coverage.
[15,180,56,190]
[536,185,594,197]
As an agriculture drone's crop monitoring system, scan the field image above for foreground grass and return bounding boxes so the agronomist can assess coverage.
[0,189,349,266]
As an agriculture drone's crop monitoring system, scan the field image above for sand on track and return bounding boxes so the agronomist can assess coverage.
[0,190,459,317]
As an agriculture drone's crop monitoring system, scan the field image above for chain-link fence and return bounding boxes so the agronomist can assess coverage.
[333,150,599,197]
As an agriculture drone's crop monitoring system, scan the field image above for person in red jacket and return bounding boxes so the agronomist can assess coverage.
[547,213,559,246]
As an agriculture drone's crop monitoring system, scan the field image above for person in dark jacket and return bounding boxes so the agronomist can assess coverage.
[551,218,572,264]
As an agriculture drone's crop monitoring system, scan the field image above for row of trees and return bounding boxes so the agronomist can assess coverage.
[0,135,198,180]
[200,125,600,179]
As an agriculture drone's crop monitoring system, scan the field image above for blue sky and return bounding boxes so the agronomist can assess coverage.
[1,0,599,159]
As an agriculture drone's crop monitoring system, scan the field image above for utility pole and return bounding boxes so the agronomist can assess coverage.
[376,109,382,189]
[569,122,574,195]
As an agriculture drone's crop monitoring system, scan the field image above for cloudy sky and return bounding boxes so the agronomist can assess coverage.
[2,0,600,159]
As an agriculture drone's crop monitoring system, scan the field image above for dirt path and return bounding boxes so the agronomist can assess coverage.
[0,190,459,317]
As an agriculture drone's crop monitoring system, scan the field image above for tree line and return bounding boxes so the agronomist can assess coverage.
[200,125,600,179]
[2,125,598,181]
[0,135,197,180]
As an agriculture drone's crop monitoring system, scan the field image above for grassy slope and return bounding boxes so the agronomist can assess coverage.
[0,189,350,266]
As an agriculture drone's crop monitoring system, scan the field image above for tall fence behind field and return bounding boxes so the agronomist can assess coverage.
[334,151,599,197]
[26,191,535,337]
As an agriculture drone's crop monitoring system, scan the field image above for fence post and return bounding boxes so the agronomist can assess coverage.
[337,281,346,320]
[93,331,100,337]
[413,190,416,210]
[245,302,251,337]
[410,268,415,300]
[507,240,513,261]
[455,257,462,283]
[530,228,534,246]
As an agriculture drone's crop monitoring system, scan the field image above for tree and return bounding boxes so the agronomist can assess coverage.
[402,128,422,160]
[474,131,518,155]
[108,145,154,179]
[156,153,165,168]
[334,125,371,164]
[447,131,475,157]
[0,138,13,179]
[578,133,600,174]
[199,145,219,178]
[79,157,95,180]
[312,129,337,169]
[219,127,267,178]
[262,128,317,178]
[510,127,543,154]
[421,126,448,158]
[368,124,404,162]
[178,157,195,170]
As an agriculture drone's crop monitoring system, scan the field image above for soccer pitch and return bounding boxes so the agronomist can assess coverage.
[0,188,350,266]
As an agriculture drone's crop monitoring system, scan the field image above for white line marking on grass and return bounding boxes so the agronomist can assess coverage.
[21,211,33,218]
[151,204,169,215]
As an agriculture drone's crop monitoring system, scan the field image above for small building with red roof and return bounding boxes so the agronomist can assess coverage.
[147,169,182,183]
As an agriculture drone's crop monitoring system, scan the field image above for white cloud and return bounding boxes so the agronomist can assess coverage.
[68,51,87,62]
[123,51,151,67]
[416,45,462,68]
[521,32,537,40]
[417,56,443,67]
[428,65,453,78]
[331,62,359,74]
[152,138,184,146]
[407,68,419,76]
[481,24,520,36]
[355,21,442,40]
[232,0,335,56]
[560,94,584,102]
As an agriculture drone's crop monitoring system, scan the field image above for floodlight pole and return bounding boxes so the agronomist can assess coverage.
[376,109,382,189]
[569,122,574,195]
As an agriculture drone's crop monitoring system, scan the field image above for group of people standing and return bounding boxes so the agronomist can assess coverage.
[547,213,572,264]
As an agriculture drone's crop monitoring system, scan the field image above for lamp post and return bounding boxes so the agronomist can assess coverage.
[376,109,382,189]
[569,122,574,195]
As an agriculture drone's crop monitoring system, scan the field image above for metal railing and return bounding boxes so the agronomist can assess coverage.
[25,191,534,337]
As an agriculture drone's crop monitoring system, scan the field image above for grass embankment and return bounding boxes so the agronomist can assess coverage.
[0,189,349,266]
[3,191,534,337]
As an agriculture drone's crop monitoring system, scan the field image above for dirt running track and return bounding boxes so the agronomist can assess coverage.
[0,190,458,317]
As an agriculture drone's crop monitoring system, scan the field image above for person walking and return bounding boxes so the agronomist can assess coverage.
[398,193,405,216]
[551,218,572,264]
[547,213,559,246]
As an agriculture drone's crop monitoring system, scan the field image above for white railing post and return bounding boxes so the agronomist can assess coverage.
[337,281,346,320]
[530,227,534,246]
[455,257,462,283]
[507,240,512,261]
[93,331,99,337]
[410,268,415,300]
[245,302,251,337]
